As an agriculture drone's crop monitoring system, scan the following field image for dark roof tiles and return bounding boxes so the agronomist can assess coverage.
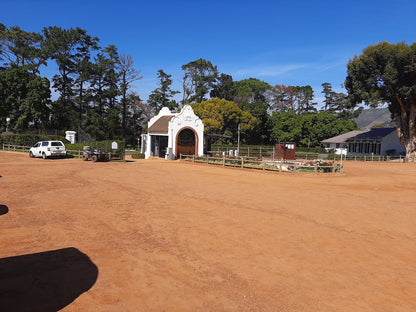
[148,116,174,133]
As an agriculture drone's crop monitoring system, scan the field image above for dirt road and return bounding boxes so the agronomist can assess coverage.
[1,151,415,311]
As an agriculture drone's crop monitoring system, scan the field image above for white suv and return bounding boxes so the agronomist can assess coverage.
[29,141,67,159]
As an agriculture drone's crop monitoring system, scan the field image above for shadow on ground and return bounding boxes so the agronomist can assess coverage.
[0,247,98,312]
[0,205,8,216]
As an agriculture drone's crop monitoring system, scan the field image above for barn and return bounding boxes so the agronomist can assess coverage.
[141,105,204,160]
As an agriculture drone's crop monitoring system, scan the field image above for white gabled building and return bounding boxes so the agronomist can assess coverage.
[322,128,405,156]
[141,105,204,160]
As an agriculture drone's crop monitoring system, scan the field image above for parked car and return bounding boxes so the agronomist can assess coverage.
[29,141,67,159]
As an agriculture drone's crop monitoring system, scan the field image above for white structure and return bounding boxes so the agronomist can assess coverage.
[322,128,405,156]
[65,131,76,144]
[141,105,204,160]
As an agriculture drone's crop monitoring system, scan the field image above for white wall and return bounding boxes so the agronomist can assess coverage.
[143,105,204,159]
[168,105,204,159]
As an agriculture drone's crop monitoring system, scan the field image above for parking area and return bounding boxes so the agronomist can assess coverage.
[1,151,416,311]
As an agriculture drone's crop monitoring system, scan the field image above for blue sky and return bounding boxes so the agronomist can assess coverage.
[2,0,416,106]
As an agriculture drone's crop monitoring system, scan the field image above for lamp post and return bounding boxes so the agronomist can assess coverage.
[6,118,10,132]
[237,123,240,156]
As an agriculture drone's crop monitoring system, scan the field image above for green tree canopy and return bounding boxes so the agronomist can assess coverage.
[191,98,257,141]
[270,111,357,146]
[345,41,416,160]
[182,58,218,104]
[148,69,179,113]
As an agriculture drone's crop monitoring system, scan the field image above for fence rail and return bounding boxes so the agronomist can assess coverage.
[2,144,30,152]
[2,144,123,160]
[180,154,340,173]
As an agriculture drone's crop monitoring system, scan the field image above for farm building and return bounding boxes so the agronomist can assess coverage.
[322,128,404,156]
[141,105,204,160]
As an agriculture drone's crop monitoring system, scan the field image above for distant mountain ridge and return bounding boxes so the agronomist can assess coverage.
[353,108,395,129]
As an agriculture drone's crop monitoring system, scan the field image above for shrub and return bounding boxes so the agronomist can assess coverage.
[131,152,145,159]
[0,134,68,146]
[67,140,125,155]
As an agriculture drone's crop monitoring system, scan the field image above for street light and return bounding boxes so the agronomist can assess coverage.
[6,118,10,132]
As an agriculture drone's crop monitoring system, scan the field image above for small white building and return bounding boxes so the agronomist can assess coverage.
[322,128,405,156]
[141,105,204,160]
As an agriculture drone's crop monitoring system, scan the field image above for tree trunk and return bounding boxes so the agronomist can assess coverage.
[396,104,416,162]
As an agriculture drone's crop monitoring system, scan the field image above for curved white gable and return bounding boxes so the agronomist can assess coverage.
[142,105,204,159]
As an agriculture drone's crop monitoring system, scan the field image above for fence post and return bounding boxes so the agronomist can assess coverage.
[223,155,225,166]
[263,159,265,170]
[193,154,195,163]
[241,157,244,168]
[279,162,282,172]
[332,163,336,173]
[314,164,317,173]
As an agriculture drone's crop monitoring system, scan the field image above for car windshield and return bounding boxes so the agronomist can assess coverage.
[51,142,63,146]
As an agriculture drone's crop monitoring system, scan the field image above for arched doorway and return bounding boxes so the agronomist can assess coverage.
[176,128,197,157]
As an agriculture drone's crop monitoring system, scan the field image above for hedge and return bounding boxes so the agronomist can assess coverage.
[131,152,145,159]
[66,140,125,155]
[0,134,68,146]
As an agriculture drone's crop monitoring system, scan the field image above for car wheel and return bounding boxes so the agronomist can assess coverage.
[82,154,89,161]
[92,155,98,162]
[42,153,47,160]
[29,151,34,158]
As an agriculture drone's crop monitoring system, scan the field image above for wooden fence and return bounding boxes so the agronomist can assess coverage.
[180,154,340,173]
[1,144,124,160]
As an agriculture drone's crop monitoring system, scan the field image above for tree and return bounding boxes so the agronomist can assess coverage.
[270,84,295,111]
[73,30,99,122]
[1,26,46,73]
[300,112,357,147]
[42,26,96,129]
[0,66,51,131]
[232,78,272,104]
[269,111,302,143]
[345,41,416,161]
[270,111,357,146]
[321,82,335,112]
[119,54,142,139]
[181,58,218,104]
[148,69,179,113]
[293,85,317,114]
[191,98,257,141]
[210,73,234,100]
[231,78,273,144]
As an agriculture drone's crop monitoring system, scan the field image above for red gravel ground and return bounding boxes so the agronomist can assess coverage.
[1,151,415,311]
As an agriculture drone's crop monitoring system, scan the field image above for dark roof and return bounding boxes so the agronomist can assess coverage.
[322,128,397,143]
[322,130,367,143]
[148,116,174,133]
[347,128,396,141]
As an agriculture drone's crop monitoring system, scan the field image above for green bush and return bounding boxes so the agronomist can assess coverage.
[0,134,68,146]
[67,140,125,155]
[131,152,145,159]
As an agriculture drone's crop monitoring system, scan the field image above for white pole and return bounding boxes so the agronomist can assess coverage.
[237,124,240,155]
